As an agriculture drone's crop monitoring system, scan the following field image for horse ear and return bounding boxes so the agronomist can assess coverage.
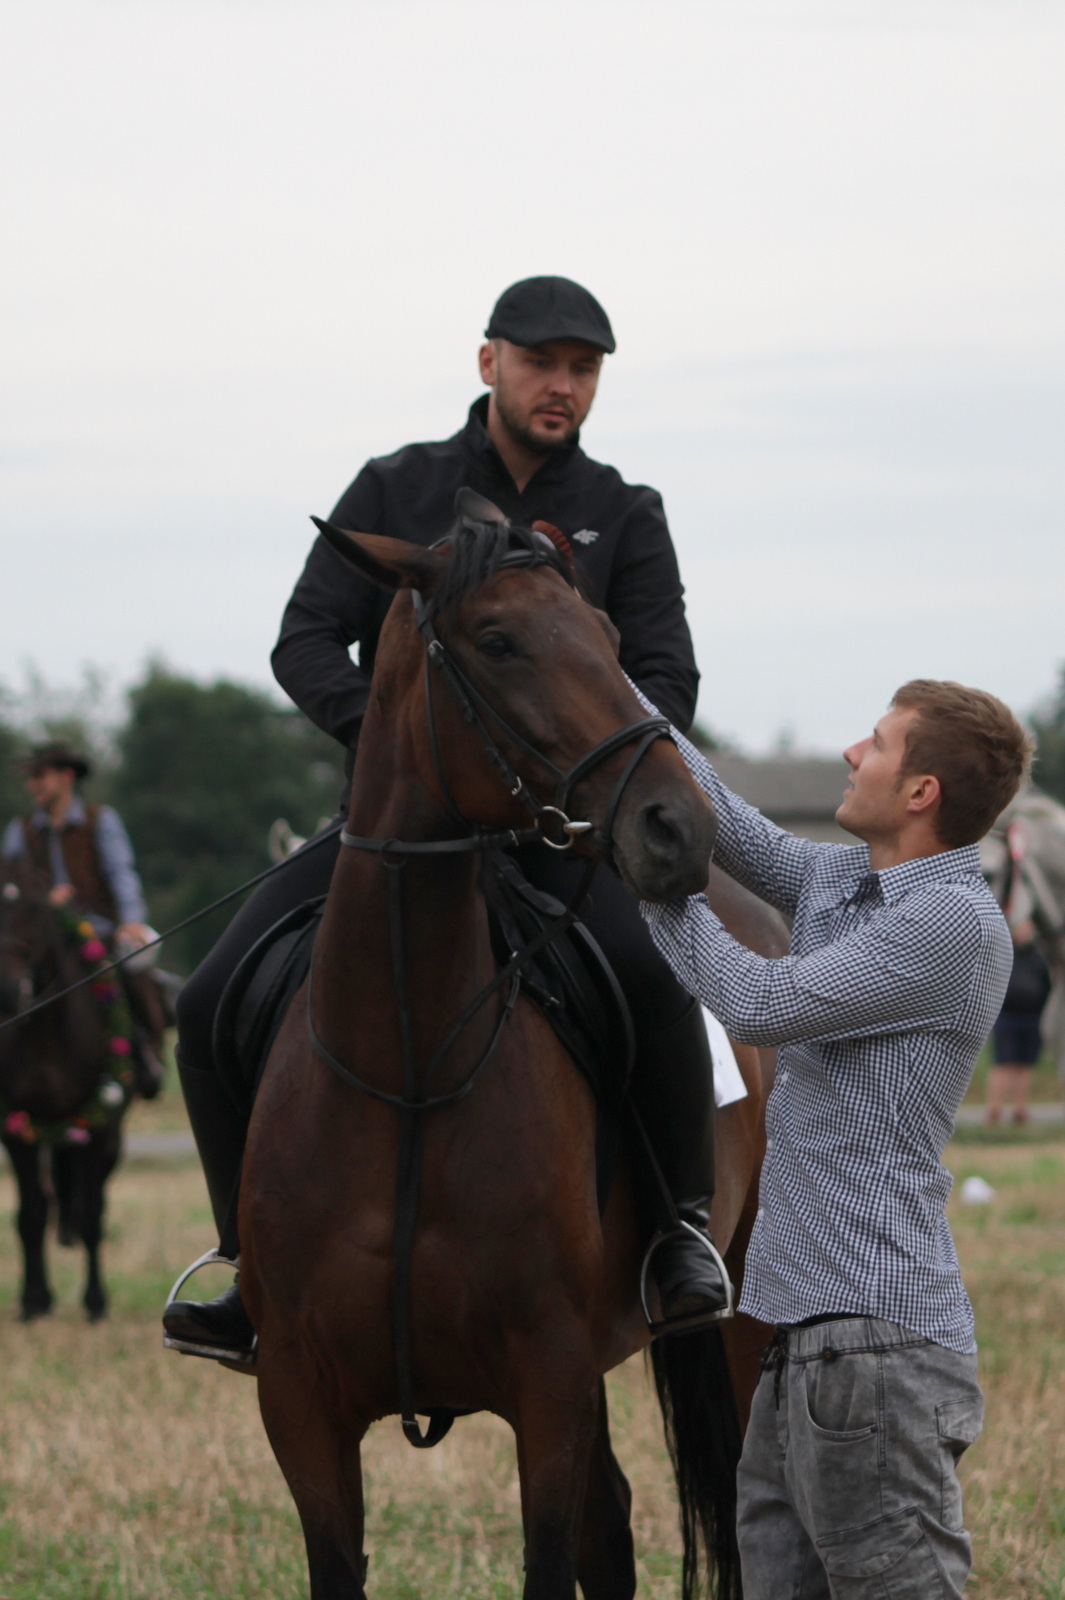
[454,487,509,525]
[311,518,448,592]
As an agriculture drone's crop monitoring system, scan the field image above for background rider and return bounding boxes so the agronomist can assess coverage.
[2,742,167,1096]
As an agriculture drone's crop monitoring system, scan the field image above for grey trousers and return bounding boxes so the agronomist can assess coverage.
[737,1317,984,1599]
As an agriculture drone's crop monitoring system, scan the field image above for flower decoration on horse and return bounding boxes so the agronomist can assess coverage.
[0,913,136,1146]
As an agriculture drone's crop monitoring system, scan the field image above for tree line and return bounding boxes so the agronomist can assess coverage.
[5,662,1065,977]
[0,665,345,973]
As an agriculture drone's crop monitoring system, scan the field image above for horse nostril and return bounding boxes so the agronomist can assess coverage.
[636,802,686,857]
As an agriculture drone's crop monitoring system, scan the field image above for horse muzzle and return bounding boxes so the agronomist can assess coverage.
[611,785,718,903]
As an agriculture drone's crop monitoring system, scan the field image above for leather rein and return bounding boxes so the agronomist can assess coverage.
[306,549,670,1447]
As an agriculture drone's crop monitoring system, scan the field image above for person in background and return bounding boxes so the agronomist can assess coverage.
[985,919,1051,1126]
[2,742,167,1096]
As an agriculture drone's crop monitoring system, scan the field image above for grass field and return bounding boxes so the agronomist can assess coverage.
[0,1081,1063,1597]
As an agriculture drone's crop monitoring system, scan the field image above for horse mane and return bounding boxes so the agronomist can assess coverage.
[433,517,577,615]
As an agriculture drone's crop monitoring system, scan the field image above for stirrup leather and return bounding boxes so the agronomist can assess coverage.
[639,1220,735,1337]
[162,1247,258,1370]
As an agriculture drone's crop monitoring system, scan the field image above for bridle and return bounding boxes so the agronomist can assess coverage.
[307,538,672,1447]
[408,559,671,852]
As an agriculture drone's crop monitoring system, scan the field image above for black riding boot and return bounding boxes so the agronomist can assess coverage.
[630,998,734,1329]
[161,1055,256,1361]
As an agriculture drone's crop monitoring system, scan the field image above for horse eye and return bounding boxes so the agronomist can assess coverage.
[478,632,514,661]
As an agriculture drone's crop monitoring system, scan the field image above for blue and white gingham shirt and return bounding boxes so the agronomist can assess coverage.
[639,710,1012,1353]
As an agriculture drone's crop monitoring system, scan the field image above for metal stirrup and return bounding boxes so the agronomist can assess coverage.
[162,1248,258,1367]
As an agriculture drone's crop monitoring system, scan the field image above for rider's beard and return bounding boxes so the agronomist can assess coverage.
[494,386,579,456]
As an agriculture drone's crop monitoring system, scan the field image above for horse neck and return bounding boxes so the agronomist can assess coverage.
[313,703,498,1096]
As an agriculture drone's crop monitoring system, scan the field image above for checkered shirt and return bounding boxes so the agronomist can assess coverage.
[637,703,1012,1353]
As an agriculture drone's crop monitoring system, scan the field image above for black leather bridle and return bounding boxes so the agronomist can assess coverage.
[307,541,673,1447]
[408,564,671,852]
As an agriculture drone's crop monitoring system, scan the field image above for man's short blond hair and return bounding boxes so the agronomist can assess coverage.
[892,680,1034,848]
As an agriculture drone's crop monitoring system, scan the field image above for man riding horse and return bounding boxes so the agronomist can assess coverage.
[165,275,732,1359]
[2,741,166,1097]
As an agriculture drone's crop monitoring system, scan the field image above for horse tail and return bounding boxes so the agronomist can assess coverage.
[650,1327,743,1600]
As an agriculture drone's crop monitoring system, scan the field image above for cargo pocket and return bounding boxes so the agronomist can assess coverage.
[817,1506,944,1599]
[936,1395,983,1531]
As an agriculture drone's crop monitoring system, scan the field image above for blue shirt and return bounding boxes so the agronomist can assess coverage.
[639,710,1011,1353]
[2,796,148,931]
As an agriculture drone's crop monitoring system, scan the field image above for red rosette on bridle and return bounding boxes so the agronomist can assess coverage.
[531,520,576,575]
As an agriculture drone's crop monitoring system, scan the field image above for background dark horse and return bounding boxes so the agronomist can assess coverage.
[0,860,135,1320]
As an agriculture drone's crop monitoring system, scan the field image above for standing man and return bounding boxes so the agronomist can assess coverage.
[3,742,166,1095]
[165,276,731,1359]
[636,679,1031,1598]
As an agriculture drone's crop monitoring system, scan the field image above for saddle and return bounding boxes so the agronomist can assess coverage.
[212,856,635,1211]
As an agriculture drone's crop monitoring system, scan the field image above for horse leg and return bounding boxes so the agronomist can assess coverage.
[52,1144,79,1246]
[514,1362,600,1600]
[81,1126,121,1321]
[576,1380,635,1600]
[5,1138,52,1319]
[257,1357,369,1599]
[54,1126,121,1321]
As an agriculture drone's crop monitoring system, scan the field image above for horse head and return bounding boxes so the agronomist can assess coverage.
[312,498,716,902]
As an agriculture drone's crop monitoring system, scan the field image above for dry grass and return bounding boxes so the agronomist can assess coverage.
[0,1123,1061,1597]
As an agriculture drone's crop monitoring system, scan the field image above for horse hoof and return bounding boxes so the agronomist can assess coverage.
[19,1299,53,1322]
[84,1300,108,1323]
[57,1224,79,1248]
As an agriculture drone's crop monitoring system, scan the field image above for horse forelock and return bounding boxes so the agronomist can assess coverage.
[433,517,575,615]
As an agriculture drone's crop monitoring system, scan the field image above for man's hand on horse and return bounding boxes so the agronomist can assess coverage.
[47,884,76,907]
[116,923,152,947]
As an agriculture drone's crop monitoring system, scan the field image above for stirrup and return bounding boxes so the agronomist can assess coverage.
[162,1247,258,1373]
[639,1220,735,1337]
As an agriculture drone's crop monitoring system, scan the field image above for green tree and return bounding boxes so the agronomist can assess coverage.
[111,666,345,972]
[1031,668,1065,804]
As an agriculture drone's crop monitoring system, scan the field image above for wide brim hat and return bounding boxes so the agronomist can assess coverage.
[17,741,92,780]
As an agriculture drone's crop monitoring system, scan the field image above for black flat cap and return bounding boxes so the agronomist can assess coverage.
[18,741,92,780]
[485,276,615,354]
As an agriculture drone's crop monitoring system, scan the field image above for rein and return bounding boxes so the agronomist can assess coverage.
[307,564,672,1447]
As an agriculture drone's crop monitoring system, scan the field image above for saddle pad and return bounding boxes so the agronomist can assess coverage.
[212,897,326,1112]
[211,862,635,1212]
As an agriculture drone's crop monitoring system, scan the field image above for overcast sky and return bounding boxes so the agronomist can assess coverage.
[3,0,1063,751]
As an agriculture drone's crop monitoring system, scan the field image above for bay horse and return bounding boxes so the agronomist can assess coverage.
[239,512,784,1599]
[0,859,138,1320]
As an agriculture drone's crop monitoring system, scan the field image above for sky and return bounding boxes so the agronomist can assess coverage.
[2,0,1063,752]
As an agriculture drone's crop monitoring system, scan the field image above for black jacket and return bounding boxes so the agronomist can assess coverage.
[272,397,699,784]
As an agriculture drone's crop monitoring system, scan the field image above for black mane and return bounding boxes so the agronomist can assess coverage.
[433,517,575,614]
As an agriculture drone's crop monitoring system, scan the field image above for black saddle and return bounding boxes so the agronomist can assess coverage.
[212,855,635,1210]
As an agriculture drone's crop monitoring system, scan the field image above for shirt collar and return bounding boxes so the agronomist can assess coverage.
[874,844,984,904]
[32,794,86,830]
